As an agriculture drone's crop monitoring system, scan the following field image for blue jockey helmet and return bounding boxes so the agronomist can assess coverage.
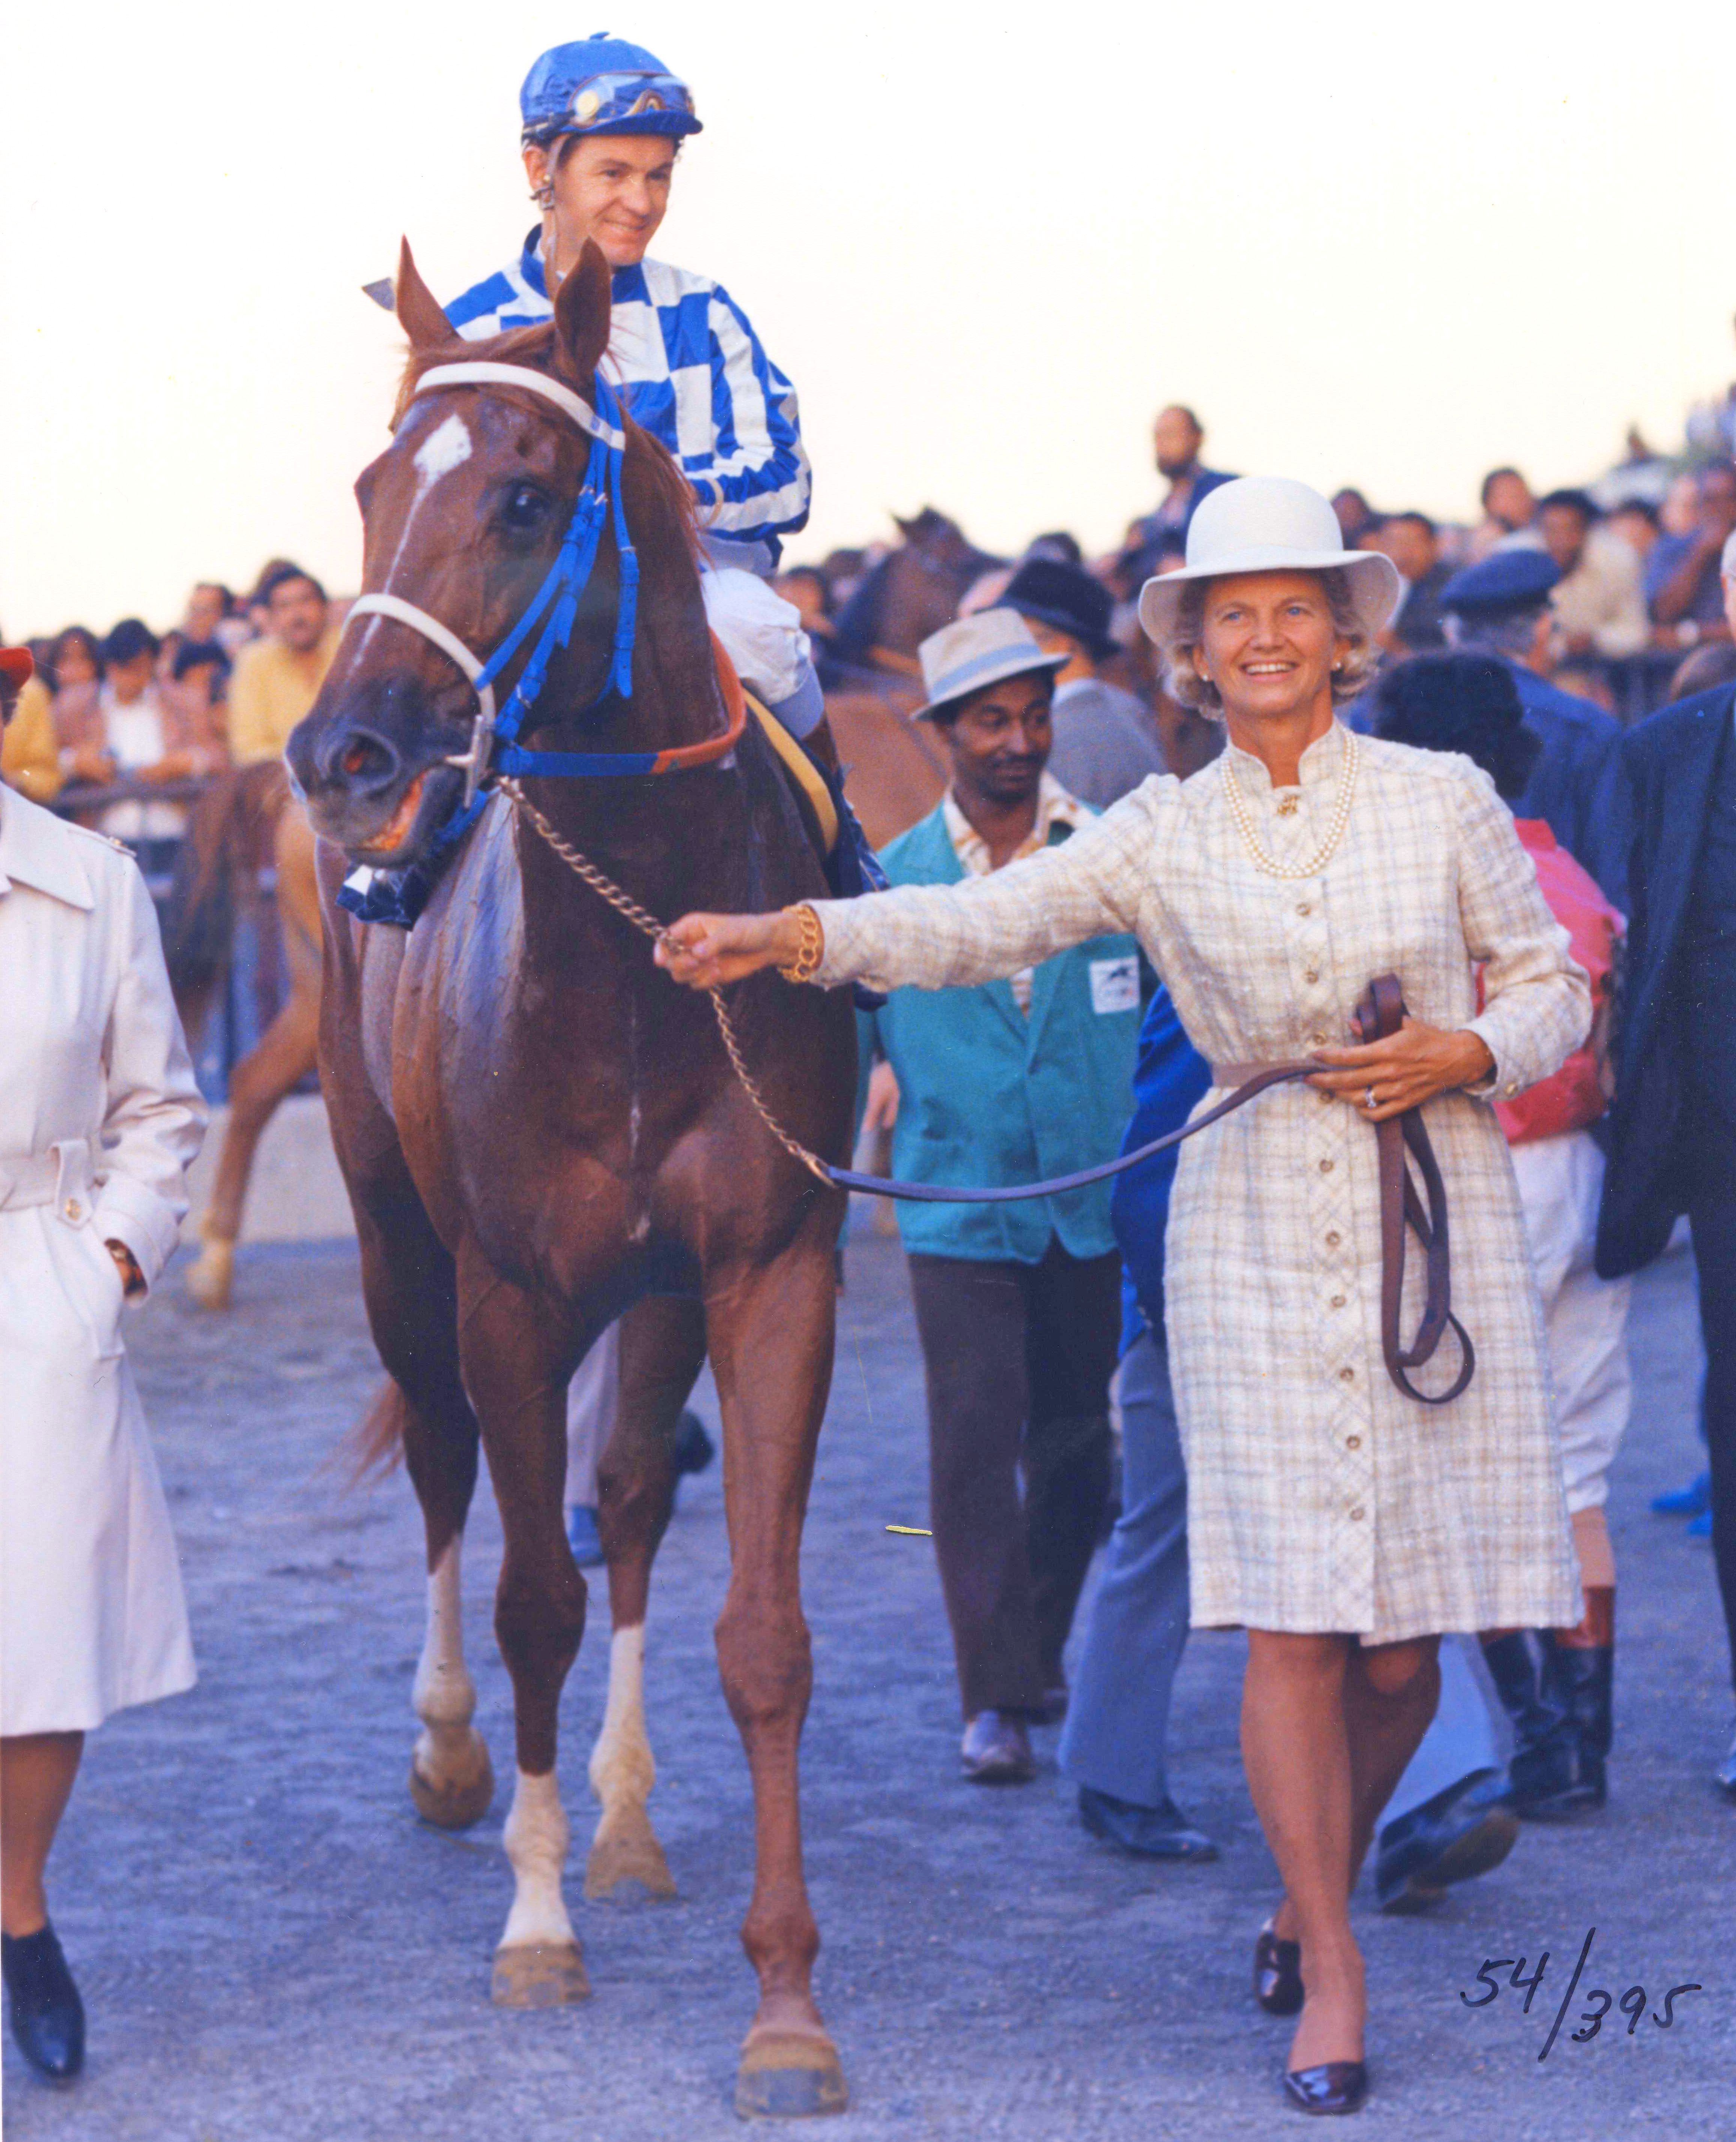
[519,35,702,149]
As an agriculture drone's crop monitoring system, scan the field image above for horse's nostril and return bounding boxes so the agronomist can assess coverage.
[322,726,399,788]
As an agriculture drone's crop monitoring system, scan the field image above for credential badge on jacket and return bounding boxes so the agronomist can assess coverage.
[1089,956,1140,1016]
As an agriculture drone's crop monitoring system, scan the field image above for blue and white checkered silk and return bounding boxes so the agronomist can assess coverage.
[445,233,811,562]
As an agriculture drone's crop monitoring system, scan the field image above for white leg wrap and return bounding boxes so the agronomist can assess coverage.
[589,1624,654,1820]
[499,1769,576,1952]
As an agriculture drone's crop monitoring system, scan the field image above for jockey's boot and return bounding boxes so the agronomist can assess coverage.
[794,715,888,899]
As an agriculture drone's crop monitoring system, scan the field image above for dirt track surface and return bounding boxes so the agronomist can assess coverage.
[5,1230,1734,2140]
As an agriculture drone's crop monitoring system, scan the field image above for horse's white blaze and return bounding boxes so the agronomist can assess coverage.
[362,411,476,643]
[413,410,473,490]
[499,1768,577,1951]
[589,1622,654,1819]
[412,1537,476,1766]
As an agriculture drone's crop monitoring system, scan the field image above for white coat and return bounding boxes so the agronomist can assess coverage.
[0,787,206,1734]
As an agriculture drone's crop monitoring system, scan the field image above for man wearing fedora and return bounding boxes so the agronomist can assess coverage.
[856,611,1143,1782]
[999,559,1168,808]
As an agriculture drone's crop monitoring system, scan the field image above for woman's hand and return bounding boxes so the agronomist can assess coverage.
[1307,1018,1494,1123]
[654,909,806,990]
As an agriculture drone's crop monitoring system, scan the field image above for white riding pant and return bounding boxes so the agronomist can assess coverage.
[565,1322,620,1512]
[1511,1130,1632,1515]
[700,567,824,737]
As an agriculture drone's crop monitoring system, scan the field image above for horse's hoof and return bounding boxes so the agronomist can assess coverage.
[734,2035,848,2120]
[409,1734,495,1829]
[584,1822,678,1903]
[490,1940,590,2008]
[185,1237,236,1310]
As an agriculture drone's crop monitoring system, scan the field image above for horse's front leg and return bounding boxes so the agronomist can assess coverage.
[459,1259,595,2007]
[704,1218,848,2119]
[586,1292,707,1902]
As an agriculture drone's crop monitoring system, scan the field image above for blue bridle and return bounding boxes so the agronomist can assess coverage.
[341,358,655,859]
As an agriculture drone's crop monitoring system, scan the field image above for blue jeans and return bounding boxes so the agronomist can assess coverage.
[1058,1325,1191,1807]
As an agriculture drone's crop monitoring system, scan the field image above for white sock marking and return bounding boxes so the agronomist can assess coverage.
[589,1623,654,1820]
[412,1537,477,1775]
[499,1768,576,1951]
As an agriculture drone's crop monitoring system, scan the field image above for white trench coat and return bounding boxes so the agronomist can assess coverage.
[0,788,205,1734]
[813,726,1590,1642]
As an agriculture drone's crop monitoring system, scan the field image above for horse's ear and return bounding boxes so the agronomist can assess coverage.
[396,239,452,350]
[552,239,613,384]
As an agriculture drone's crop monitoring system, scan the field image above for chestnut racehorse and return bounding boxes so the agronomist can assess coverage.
[287,241,856,2118]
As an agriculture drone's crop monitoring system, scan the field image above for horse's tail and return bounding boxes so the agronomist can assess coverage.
[343,1377,410,1487]
[161,761,289,995]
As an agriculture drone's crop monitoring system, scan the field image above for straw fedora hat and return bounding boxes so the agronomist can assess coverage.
[1137,477,1401,647]
[909,609,1068,723]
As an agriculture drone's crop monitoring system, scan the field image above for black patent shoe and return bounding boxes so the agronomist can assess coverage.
[1284,2060,1368,2114]
[2,1924,86,2082]
[1255,1917,1304,2016]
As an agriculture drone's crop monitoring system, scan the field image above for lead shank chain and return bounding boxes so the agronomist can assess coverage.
[498,777,835,1189]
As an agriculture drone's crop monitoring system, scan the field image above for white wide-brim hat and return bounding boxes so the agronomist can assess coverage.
[1137,476,1402,646]
[909,607,1068,723]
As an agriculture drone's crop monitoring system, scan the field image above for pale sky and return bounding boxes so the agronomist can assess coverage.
[3,1,1732,635]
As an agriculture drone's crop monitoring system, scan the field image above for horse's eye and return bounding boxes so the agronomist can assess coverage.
[499,484,552,534]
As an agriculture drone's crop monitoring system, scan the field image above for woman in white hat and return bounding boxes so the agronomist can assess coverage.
[0,646,205,2083]
[655,478,1589,2115]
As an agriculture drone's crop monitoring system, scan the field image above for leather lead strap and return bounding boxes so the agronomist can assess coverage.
[1354,975,1475,1406]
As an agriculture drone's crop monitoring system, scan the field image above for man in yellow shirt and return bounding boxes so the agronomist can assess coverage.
[0,665,63,802]
[227,565,340,766]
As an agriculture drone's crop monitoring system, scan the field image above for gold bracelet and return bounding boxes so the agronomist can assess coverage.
[775,902,824,984]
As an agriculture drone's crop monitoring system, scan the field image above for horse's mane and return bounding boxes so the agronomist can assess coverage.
[394,321,700,563]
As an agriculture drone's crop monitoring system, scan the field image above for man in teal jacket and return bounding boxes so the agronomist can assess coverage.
[858,611,1144,1784]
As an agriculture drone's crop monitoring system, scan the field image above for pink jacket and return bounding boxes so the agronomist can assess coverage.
[1495,819,1623,1145]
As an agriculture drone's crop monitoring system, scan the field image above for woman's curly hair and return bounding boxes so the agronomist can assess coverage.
[1157,568,1381,715]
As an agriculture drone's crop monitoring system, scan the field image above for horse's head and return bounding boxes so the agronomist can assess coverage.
[287,239,624,864]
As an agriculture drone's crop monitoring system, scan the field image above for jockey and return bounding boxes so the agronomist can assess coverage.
[447,35,866,851]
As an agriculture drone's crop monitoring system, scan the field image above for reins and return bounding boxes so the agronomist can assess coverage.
[501,782,1476,1407]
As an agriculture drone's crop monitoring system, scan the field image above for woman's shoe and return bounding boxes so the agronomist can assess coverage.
[2,1924,85,2081]
[1283,2060,1368,2115]
[1255,1917,1305,2016]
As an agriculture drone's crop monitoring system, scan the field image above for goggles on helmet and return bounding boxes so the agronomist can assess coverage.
[522,69,700,147]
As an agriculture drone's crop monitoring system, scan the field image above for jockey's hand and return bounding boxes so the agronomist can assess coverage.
[655,910,804,990]
[863,1060,900,1133]
[1307,1018,1494,1124]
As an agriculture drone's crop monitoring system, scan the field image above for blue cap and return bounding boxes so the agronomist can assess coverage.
[520,36,701,147]
[1440,547,1562,619]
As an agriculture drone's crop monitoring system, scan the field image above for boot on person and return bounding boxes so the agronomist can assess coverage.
[1549,1587,1614,1809]
[1479,1628,1601,1819]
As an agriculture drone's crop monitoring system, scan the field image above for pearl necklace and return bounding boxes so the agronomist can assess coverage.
[1220,726,1360,880]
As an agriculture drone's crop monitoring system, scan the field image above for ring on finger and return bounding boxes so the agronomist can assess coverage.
[1363,1086,1378,1112]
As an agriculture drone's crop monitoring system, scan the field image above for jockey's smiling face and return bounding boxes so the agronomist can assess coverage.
[524,132,678,278]
[939,671,1053,813]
